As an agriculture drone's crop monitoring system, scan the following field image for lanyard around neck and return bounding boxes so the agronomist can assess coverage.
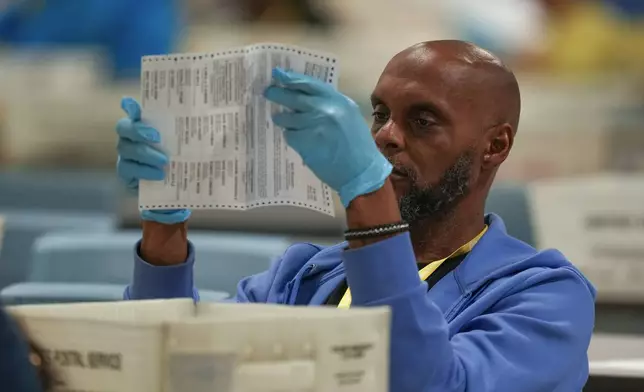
[337,225,488,309]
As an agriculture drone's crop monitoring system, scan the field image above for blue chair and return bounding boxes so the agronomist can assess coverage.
[1,283,126,305]
[0,210,115,289]
[7,230,290,301]
[0,282,229,305]
[0,170,119,212]
[485,182,536,246]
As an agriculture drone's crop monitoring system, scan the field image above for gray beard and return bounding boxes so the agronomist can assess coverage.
[397,151,473,225]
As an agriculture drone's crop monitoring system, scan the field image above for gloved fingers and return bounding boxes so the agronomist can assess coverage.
[141,209,191,224]
[123,178,139,193]
[117,138,168,168]
[115,158,140,191]
[117,159,166,181]
[154,209,187,215]
[121,97,141,121]
[116,118,161,143]
[272,110,321,130]
[264,85,320,112]
[271,68,333,96]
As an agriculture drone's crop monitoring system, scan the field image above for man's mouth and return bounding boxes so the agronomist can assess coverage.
[390,167,408,178]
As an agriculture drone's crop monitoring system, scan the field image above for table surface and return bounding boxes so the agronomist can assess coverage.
[590,333,644,378]
[590,359,644,377]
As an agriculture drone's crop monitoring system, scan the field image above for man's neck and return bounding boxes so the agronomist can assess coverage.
[409,209,486,263]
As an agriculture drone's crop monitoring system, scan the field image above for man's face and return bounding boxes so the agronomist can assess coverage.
[370,52,485,224]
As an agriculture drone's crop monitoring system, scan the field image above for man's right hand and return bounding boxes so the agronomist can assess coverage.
[116,97,190,267]
[116,97,191,225]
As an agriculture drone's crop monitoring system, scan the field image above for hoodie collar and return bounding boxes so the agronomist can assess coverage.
[454,213,568,291]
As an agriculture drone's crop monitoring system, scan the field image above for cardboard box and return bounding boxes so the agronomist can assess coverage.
[10,299,391,392]
[529,174,644,303]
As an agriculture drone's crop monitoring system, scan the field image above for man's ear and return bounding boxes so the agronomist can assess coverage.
[482,123,513,169]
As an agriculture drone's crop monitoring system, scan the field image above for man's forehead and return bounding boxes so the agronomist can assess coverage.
[372,74,434,105]
[372,55,474,108]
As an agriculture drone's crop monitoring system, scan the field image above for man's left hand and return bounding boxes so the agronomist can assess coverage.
[264,68,392,207]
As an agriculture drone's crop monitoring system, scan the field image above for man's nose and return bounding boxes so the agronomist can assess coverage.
[374,120,404,156]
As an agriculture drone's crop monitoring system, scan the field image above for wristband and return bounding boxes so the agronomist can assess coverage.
[344,221,409,241]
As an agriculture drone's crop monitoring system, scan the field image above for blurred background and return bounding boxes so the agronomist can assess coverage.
[1,0,644,384]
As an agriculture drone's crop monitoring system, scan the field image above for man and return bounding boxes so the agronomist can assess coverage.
[116,41,596,391]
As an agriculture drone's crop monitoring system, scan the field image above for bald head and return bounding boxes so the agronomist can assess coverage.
[389,40,521,131]
[371,40,520,225]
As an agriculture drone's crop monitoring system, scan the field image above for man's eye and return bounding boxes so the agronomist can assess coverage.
[372,111,389,122]
[413,118,434,128]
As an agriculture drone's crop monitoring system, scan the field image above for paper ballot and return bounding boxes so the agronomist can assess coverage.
[9,300,390,392]
[137,43,339,216]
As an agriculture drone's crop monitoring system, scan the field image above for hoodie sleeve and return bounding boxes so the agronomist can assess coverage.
[124,240,199,301]
[124,239,279,303]
[125,240,318,304]
[342,232,595,392]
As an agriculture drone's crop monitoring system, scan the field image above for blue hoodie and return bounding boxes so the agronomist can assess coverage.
[126,214,596,392]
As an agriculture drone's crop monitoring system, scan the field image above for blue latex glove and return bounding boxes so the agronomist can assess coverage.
[116,97,191,224]
[264,68,392,207]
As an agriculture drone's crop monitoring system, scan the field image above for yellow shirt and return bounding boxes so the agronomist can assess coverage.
[338,225,489,309]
